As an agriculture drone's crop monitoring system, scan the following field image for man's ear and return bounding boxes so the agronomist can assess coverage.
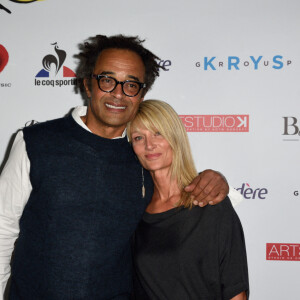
[83,79,91,98]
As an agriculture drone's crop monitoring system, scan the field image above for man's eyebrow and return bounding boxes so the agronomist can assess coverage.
[98,72,142,82]
[99,71,115,76]
[128,75,141,82]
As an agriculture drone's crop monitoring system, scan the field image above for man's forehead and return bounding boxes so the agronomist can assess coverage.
[95,48,143,65]
[93,48,145,80]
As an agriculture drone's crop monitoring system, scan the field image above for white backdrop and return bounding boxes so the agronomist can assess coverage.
[1,0,300,299]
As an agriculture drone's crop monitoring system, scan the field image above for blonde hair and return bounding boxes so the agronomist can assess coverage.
[127,100,198,208]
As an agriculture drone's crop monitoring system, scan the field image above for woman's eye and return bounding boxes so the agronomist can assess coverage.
[133,136,143,141]
[154,131,161,136]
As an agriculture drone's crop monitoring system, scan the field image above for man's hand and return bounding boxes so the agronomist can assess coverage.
[184,169,229,207]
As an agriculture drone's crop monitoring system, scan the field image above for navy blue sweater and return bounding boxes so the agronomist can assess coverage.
[10,115,153,300]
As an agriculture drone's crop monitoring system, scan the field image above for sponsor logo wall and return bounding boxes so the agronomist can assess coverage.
[1,1,300,299]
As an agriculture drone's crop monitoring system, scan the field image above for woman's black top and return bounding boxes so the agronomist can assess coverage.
[132,197,249,300]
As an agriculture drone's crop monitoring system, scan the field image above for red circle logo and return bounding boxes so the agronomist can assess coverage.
[0,45,9,73]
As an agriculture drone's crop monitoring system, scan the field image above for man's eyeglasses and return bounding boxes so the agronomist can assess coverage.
[91,74,146,97]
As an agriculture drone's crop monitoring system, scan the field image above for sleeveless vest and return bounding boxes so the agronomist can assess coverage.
[10,115,153,300]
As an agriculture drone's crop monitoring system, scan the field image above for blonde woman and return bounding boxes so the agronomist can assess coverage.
[127,100,249,300]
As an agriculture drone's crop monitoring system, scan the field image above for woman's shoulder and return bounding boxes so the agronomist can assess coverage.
[194,196,234,215]
[190,196,239,227]
[215,196,234,211]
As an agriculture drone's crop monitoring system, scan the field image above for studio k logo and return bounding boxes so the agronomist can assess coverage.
[35,42,77,87]
[195,55,291,71]
[266,243,300,261]
[179,115,249,132]
[236,183,268,199]
[282,117,300,141]
[0,44,11,88]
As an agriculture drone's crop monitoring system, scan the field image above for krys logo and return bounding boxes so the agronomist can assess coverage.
[266,243,300,261]
[282,117,300,141]
[179,115,249,132]
[195,55,291,70]
[236,183,268,199]
[0,45,9,73]
[35,42,76,87]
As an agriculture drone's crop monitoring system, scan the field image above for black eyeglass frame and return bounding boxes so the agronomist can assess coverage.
[91,74,146,97]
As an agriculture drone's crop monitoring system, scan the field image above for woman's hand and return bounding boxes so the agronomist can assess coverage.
[184,169,229,207]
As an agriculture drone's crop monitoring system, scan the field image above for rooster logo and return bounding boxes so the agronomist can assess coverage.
[36,43,76,78]
[42,43,66,75]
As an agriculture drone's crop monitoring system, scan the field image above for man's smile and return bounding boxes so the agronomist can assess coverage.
[105,103,126,110]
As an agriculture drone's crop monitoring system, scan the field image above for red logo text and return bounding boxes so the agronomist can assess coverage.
[266,243,300,261]
[179,115,249,132]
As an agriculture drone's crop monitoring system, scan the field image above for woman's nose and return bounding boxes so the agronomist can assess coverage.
[145,137,156,150]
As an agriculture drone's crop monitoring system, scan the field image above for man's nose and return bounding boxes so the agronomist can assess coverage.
[110,82,124,99]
